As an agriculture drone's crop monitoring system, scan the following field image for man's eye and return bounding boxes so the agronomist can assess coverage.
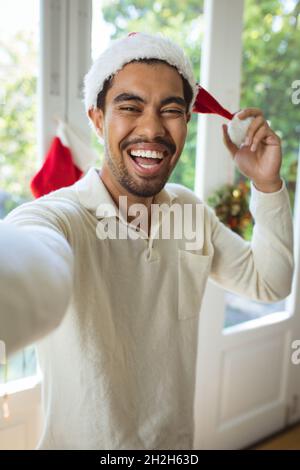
[119,106,139,112]
[163,109,184,114]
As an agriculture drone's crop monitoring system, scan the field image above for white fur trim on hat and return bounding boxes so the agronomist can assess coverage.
[228,114,255,147]
[83,32,198,119]
[56,119,98,172]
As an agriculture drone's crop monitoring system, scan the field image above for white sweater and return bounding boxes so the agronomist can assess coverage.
[0,168,294,449]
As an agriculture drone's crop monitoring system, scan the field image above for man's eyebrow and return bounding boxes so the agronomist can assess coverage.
[160,96,186,107]
[113,93,186,107]
[113,93,145,104]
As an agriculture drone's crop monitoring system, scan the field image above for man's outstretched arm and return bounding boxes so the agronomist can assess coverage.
[0,219,73,356]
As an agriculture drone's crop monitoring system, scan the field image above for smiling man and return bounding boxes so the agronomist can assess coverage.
[90,60,189,201]
[0,32,294,450]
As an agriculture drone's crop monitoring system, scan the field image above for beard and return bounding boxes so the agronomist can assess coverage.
[104,139,173,198]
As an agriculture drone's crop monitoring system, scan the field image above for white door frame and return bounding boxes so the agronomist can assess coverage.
[0,379,42,450]
[285,149,300,427]
[38,0,92,160]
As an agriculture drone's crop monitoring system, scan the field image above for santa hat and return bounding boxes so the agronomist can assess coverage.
[84,32,252,147]
[30,120,97,198]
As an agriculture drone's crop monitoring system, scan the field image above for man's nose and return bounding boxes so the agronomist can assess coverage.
[136,109,167,139]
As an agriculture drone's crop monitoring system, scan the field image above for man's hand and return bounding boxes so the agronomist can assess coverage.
[222,108,282,193]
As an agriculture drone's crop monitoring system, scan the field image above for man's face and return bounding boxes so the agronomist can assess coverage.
[89,61,191,198]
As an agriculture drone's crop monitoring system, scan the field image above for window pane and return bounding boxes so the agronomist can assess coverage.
[0,346,37,384]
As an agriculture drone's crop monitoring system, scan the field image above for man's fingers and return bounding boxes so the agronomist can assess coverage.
[237,108,264,120]
[250,126,270,152]
[245,116,267,146]
[222,124,238,156]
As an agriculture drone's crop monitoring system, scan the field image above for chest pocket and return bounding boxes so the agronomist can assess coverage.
[178,250,212,320]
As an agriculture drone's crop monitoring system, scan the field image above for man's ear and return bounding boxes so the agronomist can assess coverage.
[88,107,104,138]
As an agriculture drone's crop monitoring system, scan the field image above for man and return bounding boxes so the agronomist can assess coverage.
[0,32,294,449]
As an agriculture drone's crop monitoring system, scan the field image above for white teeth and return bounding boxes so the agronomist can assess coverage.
[129,149,164,159]
[139,163,158,168]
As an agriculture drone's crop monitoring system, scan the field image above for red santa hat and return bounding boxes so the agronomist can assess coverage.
[30,120,97,198]
[84,32,252,147]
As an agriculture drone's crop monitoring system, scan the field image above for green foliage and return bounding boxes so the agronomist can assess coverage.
[238,0,300,211]
[0,32,38,203]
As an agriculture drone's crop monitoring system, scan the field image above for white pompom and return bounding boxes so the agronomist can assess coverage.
[227,114,254,147]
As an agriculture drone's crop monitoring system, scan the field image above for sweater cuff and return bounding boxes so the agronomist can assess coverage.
[250,178,285,195]
[249,177,291,216]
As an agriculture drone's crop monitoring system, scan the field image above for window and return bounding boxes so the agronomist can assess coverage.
[0,347,37,384]
[224,0,300,328]
[0,0,39,389]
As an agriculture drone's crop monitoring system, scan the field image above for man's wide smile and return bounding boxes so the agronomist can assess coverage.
[125,142,171,177]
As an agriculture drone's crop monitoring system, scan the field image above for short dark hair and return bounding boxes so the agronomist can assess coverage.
[96,58,193,113]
